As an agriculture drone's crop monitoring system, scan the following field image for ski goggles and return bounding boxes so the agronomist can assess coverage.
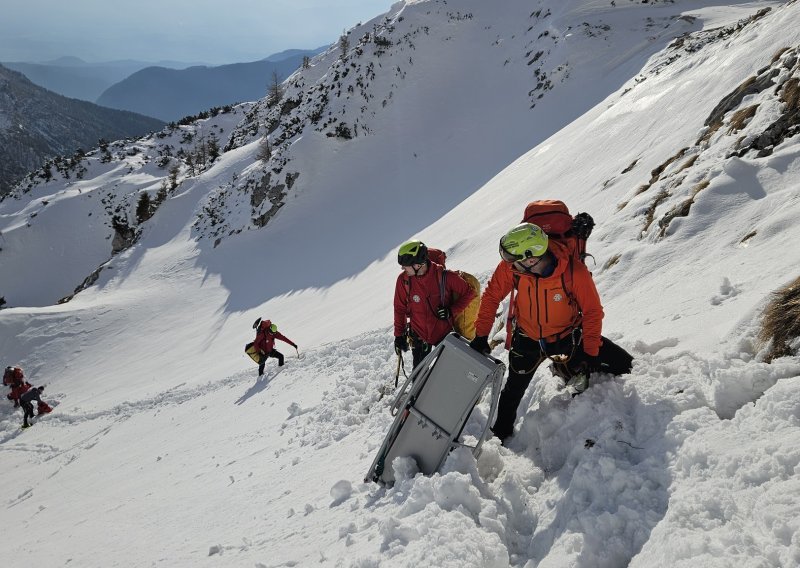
[398,254,425,267]
[499,242,544,265]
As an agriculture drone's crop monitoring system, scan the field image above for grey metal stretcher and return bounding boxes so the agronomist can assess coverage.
[365,333,506,485]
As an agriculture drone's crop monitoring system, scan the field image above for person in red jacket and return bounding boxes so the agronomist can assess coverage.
[4,365,30,408]
[252,319,297,376]
[393,240,476,368]
[469,223,632,443]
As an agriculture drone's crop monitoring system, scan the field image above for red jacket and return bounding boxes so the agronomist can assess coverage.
[474,241,604,355]
[7,381,32,402]
[254,322,296,354]
[394,261,476,345]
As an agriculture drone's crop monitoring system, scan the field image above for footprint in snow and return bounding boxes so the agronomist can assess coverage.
[710,277,741,305]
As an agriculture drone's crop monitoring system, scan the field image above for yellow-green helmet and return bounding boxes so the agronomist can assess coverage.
[499,223,548,262]
[398,240,429,266]
[270,323,278,333]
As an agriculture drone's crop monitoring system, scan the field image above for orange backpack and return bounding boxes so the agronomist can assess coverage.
[522,199,593,265]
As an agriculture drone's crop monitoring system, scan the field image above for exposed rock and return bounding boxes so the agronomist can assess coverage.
[111,216,139,254]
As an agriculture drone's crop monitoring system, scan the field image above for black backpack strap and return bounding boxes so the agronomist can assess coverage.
[403,277,411,318]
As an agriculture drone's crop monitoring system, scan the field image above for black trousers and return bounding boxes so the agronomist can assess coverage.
[258,350,284,375]
[492,330,633,441]
[21,401,35,426]
[411,341,432,369]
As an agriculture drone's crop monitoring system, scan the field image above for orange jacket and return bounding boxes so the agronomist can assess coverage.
[474,241,604,355]
[394,261,476,345]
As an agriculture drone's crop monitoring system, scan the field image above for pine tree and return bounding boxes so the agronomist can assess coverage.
[186,153,196,177]
[156,180,168,205]
[207,133,220,162]
[257,137,272,162]
[136,193,152,224]
[339,32,350,60]
[168,165,180,190]
[267,71,283,106]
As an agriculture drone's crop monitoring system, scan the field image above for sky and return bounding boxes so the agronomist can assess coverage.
[1,0,800,566]
[0,0,395,64]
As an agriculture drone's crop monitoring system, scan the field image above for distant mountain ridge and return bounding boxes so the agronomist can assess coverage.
[96,48,326,122]
[0,58,205,102]
[0,64,165,195]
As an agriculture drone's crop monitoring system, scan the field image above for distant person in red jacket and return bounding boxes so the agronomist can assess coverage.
[393,240,476,368]
[3,365,30,408]
[252,319,297,376]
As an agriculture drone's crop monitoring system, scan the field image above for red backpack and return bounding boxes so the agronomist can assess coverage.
[3,366,24,386]
[522,199,593,265]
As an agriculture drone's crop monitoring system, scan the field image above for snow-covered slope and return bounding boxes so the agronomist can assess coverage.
[1,0,799,566]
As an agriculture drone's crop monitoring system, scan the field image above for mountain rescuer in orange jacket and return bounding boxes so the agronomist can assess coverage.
[469,223,632,443]
[393,240,476,368]
[252,319,297,375]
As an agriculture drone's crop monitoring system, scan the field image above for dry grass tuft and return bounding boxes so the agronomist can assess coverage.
[603,254,621,270]
[770,47,791,64]
[656,180,710,237]
[642,189,670,234]
[780,77,800,111]
[739,230,757,245]
[690,179,710,197]
[650,148,689,184]
[758,275,800,362]
[727,104,759,134]
[621,159,639,174]
[677,154,699,173]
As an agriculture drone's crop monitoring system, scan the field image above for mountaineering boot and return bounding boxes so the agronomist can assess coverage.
[490,426,511,446]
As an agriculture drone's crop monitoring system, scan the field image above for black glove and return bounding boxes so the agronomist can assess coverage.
[583,351,601,374]
[435,306,451,320]
[394,336,409,354]
[469,335,491,355]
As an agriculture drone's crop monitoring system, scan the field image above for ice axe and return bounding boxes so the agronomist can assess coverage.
[377,353,403,400]
[295,347,304,360]
[394,352,402,388]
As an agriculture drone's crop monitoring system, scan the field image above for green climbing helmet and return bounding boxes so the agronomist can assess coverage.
[253,317,277,333]
[397,240,429,266]
[499,223,549,262]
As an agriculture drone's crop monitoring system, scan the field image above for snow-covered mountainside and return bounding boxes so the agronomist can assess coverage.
[1,0,799,566]
[2,0,711,308]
